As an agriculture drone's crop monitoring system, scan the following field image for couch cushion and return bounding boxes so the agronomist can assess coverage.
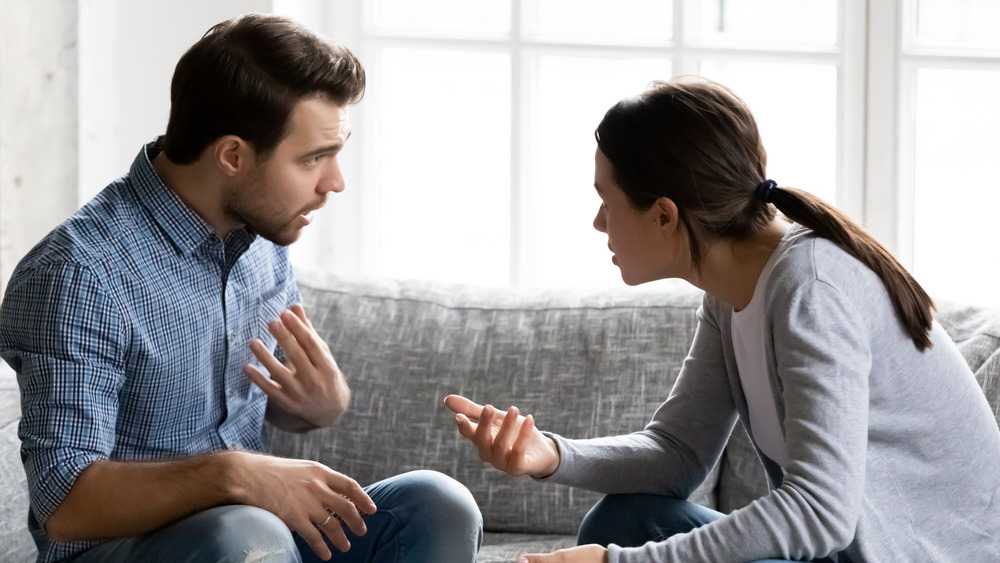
[479,532,576,562]
[268,271,716,536]
[935,300,1000,427]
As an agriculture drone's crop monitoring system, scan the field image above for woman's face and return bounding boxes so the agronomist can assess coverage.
[592,148,677,285]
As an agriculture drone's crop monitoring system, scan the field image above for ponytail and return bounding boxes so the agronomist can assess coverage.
[768,185,935,351]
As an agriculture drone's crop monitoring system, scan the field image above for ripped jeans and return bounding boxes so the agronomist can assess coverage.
[69,470,482,563]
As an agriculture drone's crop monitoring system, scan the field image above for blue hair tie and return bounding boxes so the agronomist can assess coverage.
[754,179,777,203]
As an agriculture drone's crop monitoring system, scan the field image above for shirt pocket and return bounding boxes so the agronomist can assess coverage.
[255,278,293,357]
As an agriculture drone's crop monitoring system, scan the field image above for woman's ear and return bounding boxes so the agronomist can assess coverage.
[211,135,251,177]
[652,197,680,236]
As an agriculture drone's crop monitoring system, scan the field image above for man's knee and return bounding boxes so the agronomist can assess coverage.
[392,470,482,530]
[191,505,300,563]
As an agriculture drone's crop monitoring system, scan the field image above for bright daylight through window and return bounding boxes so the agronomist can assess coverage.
[288,0,999,309]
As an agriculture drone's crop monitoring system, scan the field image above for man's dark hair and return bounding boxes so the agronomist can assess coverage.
[162,13,366,164]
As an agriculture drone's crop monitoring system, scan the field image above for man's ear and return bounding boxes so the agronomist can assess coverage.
[652,197,680,236]
[211,135,252,177]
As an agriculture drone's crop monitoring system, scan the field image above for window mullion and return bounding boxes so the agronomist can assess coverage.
[510,0,524,285]
[864,0,905,260]
[838,0,868,221]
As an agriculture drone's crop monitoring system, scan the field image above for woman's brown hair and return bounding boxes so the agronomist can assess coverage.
[595,77,934,350]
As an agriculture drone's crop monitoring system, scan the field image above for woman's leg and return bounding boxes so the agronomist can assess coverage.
[297,469,482,563]
[578,494,723,547]
[578,494,794,563]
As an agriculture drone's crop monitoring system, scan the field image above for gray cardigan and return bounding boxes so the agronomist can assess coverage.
[547,225,1000,562]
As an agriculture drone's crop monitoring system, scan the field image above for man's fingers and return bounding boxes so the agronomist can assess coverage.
[269,316,312,370]
[244,364,280,394]
[247,339,301,399]
[312,509,353,554]
[279,310,331,369]
[298,523,333,560]
[290,303,314,329]
[320,500,365,539]
[326,474,377,516]
[249,338,288,378]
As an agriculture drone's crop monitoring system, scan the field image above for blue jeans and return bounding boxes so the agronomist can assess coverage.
[578,494,796,563]
[71,470,482,563]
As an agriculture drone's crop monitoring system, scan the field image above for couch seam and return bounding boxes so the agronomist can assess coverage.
[298,284,703,315]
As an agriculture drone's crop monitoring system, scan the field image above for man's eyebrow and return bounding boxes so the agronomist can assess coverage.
[300,130,352,159]
[300,142,344,159]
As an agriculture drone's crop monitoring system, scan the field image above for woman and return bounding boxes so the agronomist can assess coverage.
[445,78,1000,562]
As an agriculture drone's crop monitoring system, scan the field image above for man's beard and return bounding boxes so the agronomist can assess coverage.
[223,177,310,247]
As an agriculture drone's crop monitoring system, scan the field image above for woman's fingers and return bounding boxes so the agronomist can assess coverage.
[491,406,520,458]
[507,413,536,469]
[474,405,498,461]
[444,394,484,419]
[454,413,479,440]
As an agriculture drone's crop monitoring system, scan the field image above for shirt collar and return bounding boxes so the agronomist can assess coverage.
[129,138,256,255]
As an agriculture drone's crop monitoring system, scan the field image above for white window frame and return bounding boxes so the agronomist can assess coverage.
[279,0,991,293]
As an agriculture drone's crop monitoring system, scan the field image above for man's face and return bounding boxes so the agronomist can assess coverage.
[225,96,350,246]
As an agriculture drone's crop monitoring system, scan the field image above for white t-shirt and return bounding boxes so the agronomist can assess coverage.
[731,230,794,469]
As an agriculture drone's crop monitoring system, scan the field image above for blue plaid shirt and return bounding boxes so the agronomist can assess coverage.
[0,140,301,562]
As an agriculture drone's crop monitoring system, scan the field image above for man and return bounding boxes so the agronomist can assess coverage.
[0,13,481,563]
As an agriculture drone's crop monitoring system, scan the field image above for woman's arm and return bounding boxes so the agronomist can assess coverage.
[447,295,740,499]
[540,297,739,498]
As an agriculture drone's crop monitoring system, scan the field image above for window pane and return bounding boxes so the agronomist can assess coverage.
[523,0,672,45]
[698,61,838,204]
[370,0,511,34]
[525,55,670,288]
[912,0,1000,51]
[373,48,511,285]
[694,0,838,46]
[912,68,1000,309]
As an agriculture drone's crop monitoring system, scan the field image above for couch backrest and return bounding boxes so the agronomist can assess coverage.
[268,272,714,536]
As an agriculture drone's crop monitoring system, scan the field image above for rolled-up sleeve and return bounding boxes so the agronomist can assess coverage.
[0,262,126,527]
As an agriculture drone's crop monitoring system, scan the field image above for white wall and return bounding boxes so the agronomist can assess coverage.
[78,0,275,202]
[0,0,79,295]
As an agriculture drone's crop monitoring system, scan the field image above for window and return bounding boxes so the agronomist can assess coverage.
[289,0,864,288]
[278,0,999,307]
[900,0,1000,309]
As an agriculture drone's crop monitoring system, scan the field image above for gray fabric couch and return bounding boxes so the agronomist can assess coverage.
[1,270,998,562]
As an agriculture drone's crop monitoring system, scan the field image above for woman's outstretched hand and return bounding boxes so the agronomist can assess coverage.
[443,394,561,478]
[517,544,609,563]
